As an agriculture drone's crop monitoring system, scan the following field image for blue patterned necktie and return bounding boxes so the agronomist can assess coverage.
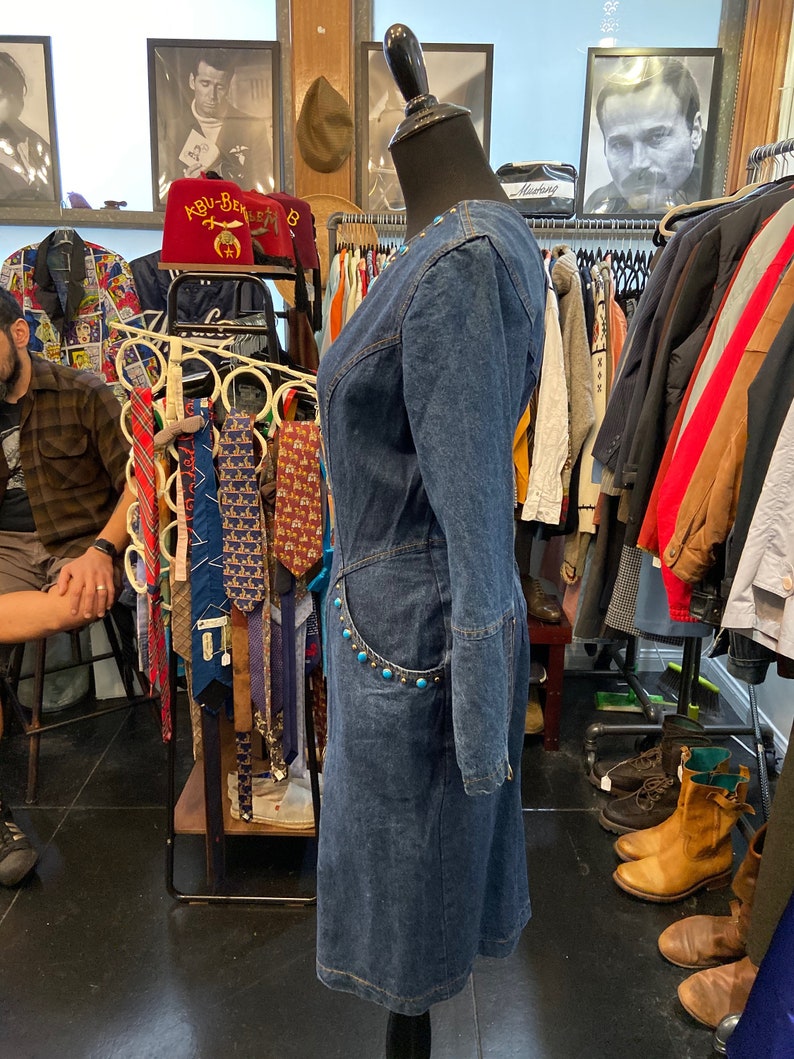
[217,409,269,821]
[185,398,231,713]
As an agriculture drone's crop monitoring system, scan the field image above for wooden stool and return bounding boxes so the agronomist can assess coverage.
[527,612,572,751]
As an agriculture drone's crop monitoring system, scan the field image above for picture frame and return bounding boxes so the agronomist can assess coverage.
[0,36,60,206]
[358,42,493,213]
[577,47,722,219]
[147,39,282,209]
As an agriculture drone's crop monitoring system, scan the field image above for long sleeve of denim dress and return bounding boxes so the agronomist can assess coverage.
[315,200,546,1015]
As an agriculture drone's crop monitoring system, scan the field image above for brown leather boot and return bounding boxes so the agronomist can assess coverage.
[612,768,754,903]
[657,824,767,968]
[677,956,758,1029]
[590,713,710,795]
[613,746,731,860]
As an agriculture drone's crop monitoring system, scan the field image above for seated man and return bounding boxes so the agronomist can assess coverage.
[0,288,136,885]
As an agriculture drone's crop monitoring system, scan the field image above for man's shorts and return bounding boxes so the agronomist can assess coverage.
[0,531,72,595]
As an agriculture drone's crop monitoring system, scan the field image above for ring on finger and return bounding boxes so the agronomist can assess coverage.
[96,585,108,592]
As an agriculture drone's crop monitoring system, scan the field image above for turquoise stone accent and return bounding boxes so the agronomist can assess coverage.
[333,597,342,608]
[416,678,428,689]
[398,245,408,255]
[357,652,367,663]
[432,215,443,225]
[342,629,351,639]
[382,669,393,680]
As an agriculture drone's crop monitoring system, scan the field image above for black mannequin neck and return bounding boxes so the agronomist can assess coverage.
[389,113,510,239]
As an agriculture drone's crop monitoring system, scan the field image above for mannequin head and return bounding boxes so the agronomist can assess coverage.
[383,25,509,237]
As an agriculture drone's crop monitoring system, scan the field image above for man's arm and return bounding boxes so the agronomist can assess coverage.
[55,480,137,621]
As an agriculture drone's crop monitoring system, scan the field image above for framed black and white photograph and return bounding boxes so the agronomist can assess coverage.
[0,36,60,206]
[577,47,722,219]
[359,42,493,213]
[147,39,281,208]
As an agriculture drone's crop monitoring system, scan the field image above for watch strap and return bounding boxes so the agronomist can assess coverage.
[92,538,118,560]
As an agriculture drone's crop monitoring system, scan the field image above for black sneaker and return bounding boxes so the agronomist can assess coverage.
[0,804,38,886]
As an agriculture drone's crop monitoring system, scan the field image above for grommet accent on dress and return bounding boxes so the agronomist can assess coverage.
[335,587,443,688]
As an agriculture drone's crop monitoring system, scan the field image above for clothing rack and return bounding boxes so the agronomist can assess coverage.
[581,149,782,819]
[326,210,658,259]
[745,137,794,182]
[113,298,323,906]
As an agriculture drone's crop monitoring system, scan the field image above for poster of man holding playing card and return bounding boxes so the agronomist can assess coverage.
[148,39,281,207]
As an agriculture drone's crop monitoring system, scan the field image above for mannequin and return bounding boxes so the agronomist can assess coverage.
[314,26,546,1058]
[385,23,562,635]
[384,26,510,237]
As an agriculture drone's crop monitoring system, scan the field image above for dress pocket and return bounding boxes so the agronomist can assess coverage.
[330,554,447,686]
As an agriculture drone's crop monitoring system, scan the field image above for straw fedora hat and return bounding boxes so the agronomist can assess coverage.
[274,193,378,307]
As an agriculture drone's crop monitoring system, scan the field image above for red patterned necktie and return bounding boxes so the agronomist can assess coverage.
[273,421,323,577]
[130,386,171,741]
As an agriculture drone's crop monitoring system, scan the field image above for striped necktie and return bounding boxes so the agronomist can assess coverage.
[130,387,171,740]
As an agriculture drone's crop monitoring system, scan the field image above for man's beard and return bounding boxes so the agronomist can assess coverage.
[0,349,21,403]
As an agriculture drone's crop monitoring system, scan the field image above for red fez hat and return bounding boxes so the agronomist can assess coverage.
[161,176,254,268]
[268,192,320,271]
[242,190,296,268]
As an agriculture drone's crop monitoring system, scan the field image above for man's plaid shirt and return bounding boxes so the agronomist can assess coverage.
[0,355,129,557]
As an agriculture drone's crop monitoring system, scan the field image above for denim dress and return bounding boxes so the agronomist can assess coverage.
[316,200,546,1014]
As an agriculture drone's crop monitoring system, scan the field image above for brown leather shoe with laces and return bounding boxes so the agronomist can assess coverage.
[598,774,679,835]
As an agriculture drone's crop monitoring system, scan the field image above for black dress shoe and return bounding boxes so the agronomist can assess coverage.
[522,577,562,623]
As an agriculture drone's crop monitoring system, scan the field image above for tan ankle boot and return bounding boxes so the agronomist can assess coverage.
[677,955,758,1029]
[612,768,754,902]
[614,745,732,862]
[657,824,766,968]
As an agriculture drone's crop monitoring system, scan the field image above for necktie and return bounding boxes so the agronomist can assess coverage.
[273,421,323,578]
[272,420,323,766]
[217,409,270,821]
[130,387,171,741]
[185,398,231,713]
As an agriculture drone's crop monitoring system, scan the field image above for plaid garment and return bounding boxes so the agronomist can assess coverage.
[0,355,129,556]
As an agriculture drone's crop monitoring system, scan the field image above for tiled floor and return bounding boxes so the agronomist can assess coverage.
[0,664,771,1059]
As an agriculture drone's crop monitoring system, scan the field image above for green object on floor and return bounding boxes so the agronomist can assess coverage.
[595,690,672,713]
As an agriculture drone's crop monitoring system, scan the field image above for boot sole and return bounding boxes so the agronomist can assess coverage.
[658,951,734,970]
[611,868,732,903]
[597,810,639,835]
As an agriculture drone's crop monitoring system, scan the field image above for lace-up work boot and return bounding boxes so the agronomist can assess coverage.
[589,713,710,794]
[614,746,732,856]
[598,774,678,834]
[0,800,38,886]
